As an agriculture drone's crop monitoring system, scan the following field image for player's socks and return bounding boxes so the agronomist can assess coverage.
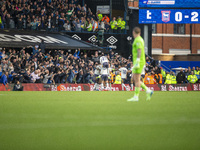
[134,87,140,97]
[94,83,97,90]
[101,83,104,90]
[141,82,151,93]
[131,84,133,90]
[122,83,126,91]
[106,83,109,89]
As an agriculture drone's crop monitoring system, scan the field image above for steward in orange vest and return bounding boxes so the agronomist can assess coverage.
[158,73,163,84]
[144,72,157,84]
[102,15,110,23]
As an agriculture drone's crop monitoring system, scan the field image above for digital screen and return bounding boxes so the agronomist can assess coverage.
[139,0,200,8]
[139,9,200,24]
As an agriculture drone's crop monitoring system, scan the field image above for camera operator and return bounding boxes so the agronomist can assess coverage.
[13,80,23,91]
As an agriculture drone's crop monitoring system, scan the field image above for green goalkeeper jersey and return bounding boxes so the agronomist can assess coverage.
[132,36,146,67]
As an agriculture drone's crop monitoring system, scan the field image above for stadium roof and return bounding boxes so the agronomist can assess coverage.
[0,30,103,51]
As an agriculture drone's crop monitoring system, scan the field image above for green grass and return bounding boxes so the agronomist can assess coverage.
[0,91,200,150]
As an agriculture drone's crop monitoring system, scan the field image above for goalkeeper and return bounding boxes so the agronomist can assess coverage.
[127,27,153,102]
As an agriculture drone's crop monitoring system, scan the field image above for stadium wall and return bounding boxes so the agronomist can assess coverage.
[0,83,200,92]
[152,54,200,61]
[160,61,200,69]
[152,24,200,55]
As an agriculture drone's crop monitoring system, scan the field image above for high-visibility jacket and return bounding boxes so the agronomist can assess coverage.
[194,70,200,75]
[98,14,103,22]
[144,75,156,84]
[121,20,126,29]
[0,16,2,24]
[114,75,121,84]
[171,75,177,84]
[158,73,163,84]
[187,75,198,83]
[102,16,110,23]
[194,70,200,79]
[110,73,115,84]
[87,23,92,31]
[110,20,117,30]
[117,18,122,28]
[165,74,171,84]
[161,69,166,79]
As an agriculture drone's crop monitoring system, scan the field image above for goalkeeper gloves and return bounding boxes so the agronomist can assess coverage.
[133,58,140,69]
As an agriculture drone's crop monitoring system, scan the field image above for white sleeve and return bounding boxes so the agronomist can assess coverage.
[100,57,102,64]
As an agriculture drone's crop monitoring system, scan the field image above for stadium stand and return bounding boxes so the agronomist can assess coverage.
[0,46,199,86]
[0,0,125,33]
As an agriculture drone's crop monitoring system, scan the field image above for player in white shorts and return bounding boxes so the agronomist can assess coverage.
[119,64,128,91]
[100,63,110,90]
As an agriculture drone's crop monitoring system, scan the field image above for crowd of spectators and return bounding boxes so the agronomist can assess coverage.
[144,65,200,85]
[0,0,126,33]
[0,45,133,85]
[0,44,199,86]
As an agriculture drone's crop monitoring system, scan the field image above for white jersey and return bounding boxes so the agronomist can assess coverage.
[101,66,109,75]
[100,56,109,64]
[119,67,128,79]
[94,65,101,75]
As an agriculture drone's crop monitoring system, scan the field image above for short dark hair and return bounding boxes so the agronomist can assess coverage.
[133,27,141,34]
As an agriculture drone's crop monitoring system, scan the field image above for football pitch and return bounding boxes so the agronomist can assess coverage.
[0,91,200,150]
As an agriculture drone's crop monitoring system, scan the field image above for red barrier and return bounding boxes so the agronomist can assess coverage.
[0,83,200,91]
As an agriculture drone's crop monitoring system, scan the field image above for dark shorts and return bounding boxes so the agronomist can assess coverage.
[103,62,109,68]
[101,74,108,81]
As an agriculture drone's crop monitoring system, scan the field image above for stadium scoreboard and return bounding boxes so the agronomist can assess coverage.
[139,0,200,24]
[139,0,200,8]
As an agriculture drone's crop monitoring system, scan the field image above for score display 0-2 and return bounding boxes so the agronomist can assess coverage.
[139,9,200,24]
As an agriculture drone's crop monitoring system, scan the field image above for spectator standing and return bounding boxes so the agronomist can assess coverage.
[121,17,126,33]
[187,71,198,84]
[171,72,177,84]
[31,19,38,30]
[102,15,110,23]
[63,20,71,31]
[39,40,46,54]
[96,10,103,22]
[184,68,190,79]
[0,16,3,29]
[0,71,8,85]
[194,66,200,82]
[87,20,92,32]
[176,69,186,84]
[117,16,122,33]
[110,17,117,33]
[165,72,171,84]
[104,21,110,33]
[31,70,40,83]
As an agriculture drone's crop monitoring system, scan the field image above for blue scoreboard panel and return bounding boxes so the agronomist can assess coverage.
[139,9,200,24]
[139,0,200,8]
